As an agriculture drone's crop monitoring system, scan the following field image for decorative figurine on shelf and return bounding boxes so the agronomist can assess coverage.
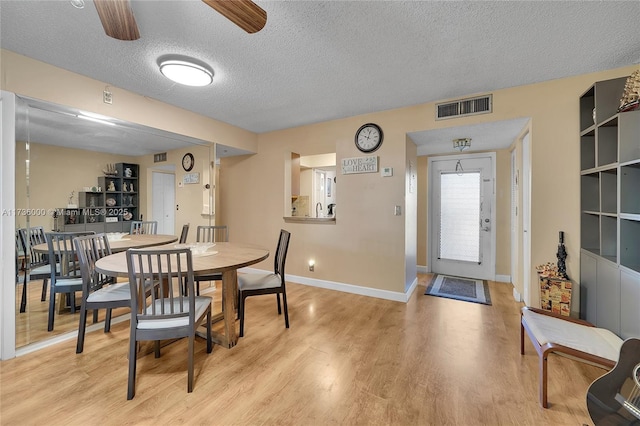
[89,196,96,208]
[122,182,128,192]
[129,183,134,193]
[125,167,132,177]
[557,231,568,279]
[108,181,116,192]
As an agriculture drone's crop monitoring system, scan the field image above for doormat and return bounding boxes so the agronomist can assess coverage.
[424,274,492,305]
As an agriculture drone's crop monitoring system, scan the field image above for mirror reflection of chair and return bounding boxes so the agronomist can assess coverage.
[74,233,131,354]
[237,229,291,337]
[193,225,228,296]
[46,231,94,331]
[17,226,50,313]
[125,247,212,400]
[179,223,190,244]
[129,220,158,235]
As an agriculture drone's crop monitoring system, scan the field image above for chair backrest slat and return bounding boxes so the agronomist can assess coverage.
[126,247,196,325]
[74,233,114,295]
[179,224,190,243]
[130,221,158,235]
[46,231,95,280]
[274,229,291,281]
[196,225,228,243]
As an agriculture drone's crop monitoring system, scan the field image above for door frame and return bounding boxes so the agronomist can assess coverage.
[427,152,497,281]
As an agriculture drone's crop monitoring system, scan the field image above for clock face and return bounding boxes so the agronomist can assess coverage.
[355,123,383,153]
[182,153,194,171]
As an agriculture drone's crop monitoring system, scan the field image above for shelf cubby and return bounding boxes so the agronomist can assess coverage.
[600,169,618,214]
[580,173,600,212]
[601,215,617,262]
[619,110,640,163]
[620,163,640,215]
[597,116,618,167]
[580,130,596,170]
[579,86,595,132]
[581,212,600,255]
[620,218,640,273]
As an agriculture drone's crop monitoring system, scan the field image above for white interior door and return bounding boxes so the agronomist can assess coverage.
[429,154,496,280]
[152,172,175,235]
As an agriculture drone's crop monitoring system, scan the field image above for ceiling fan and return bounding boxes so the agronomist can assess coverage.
[93,0,267,41]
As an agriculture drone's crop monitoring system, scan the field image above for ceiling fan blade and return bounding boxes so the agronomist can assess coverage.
[202,0,267,34]
[94,0,140,41]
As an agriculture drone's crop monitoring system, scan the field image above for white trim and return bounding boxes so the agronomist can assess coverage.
[512,287,522,303]
[417,265,428,274]
[14,314,130,357]
[495,274,511,283]
[240,267,419,303]
[1,91,17,360]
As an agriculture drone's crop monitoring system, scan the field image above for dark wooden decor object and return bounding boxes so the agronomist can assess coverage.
[556,231,568,279]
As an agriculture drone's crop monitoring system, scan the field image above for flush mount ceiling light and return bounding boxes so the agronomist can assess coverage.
[70,0,85,9]
[453,138,472,152]
[158,58,214,87]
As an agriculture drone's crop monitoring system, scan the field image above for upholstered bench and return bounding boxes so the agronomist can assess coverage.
[520,306,624,408]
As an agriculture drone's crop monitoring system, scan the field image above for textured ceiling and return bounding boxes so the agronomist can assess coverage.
[2,0,640,154]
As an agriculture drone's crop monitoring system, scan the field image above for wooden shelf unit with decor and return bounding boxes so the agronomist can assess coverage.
[579,75,640,339]
[57,163,139,233]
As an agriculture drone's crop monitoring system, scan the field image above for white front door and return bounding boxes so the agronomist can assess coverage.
[152,172,175,235]
[429,153,496,280]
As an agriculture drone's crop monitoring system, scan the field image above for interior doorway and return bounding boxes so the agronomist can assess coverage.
[429,153,496,280]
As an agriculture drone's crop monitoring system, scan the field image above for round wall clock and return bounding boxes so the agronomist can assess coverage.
[182,152,194,171]
[355,123,383,153]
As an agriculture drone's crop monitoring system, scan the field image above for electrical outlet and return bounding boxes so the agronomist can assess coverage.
[103,90,112,104]
[394,205,401,216]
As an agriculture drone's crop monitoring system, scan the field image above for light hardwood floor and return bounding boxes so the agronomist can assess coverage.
[2,274,604,425]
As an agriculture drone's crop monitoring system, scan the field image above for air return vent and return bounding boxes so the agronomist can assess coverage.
[436,95,492,120]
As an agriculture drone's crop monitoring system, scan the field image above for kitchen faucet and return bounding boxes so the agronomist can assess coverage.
[316,202,322,218]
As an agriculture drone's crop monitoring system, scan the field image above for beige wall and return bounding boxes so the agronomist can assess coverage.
[3,47,638,303]
[14,142,137,229]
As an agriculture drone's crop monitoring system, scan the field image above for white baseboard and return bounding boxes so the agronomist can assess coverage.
[240,268,418,303]
[417,265,429,274]
[512,287,522,303]
[495,274,511,283]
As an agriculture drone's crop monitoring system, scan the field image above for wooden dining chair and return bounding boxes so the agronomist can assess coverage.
[179,223,190,244]
[237,229,291,337]
[193,225,228,295]
[129,220,158,235]
[17,226,51,312]
[46,231,95,331]
[125,247,212,400]
[74,233,131,353]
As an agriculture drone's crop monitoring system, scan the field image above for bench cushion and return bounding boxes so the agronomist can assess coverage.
[522,308,623,362]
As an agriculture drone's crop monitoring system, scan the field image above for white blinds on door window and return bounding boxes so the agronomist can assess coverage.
[439,171,481,263]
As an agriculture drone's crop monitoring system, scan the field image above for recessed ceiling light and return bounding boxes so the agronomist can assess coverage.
[159,59,214,87]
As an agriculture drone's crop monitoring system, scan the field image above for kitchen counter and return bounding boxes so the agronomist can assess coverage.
[283,216,336,224]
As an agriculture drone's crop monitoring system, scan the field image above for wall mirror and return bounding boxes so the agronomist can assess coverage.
[12,95,246,349]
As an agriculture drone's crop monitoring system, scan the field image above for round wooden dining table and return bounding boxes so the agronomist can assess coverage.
[31,233,179,254]
[95,242,269,349]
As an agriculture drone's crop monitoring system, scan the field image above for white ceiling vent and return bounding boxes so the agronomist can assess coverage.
[436,95,492,120]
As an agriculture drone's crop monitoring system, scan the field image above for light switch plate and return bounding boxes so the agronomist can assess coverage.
[381,167,393,177]
[394,205,401,216]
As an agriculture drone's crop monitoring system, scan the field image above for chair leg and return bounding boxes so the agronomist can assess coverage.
[239,293,245,337]
[47,288,56,332]
[276,293,282,315]
[206,309,213,353]
[77,303,88,353]
[127,332,138,400]
[41,278,48,301]
[282,290,289,329]
[540,351,549,408]
[187,334,194,393]
[154,341,161,358]
[20,279,27,313]
[105,308,112,332]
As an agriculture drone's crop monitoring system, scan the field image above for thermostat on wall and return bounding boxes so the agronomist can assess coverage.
[381,167,393,177]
